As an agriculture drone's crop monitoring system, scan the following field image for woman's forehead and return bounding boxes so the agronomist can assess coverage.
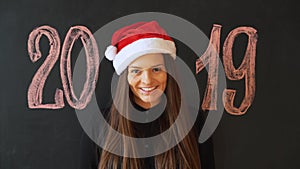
[129,53,165,68]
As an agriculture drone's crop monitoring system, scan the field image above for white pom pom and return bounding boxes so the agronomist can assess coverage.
[105,45,117,61]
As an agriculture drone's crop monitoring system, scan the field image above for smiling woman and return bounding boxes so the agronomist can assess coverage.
[79,21,215,169]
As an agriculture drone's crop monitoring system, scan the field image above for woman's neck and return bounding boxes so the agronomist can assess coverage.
[133,97,161,110]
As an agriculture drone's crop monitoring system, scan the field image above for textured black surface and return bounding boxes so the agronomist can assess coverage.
[0,0,299,168]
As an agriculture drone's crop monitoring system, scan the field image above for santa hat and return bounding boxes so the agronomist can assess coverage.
[105,21,176,75]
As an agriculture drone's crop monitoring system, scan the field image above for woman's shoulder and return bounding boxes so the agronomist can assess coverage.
[184,105,215,169]
[188,106,216,169]
[78,101,112,169]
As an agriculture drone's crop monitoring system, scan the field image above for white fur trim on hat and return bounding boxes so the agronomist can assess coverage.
[113,38,176,75]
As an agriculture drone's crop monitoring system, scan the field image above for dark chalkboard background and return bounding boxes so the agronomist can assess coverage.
[0,0,299,169]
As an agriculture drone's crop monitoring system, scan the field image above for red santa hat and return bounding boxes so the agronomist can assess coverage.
[105,21,176,75]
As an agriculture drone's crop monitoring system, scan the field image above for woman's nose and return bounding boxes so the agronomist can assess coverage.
[140,70,152,84]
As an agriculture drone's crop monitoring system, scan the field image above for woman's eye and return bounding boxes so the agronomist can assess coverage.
[152,67,162,72]
[130,69,140,74]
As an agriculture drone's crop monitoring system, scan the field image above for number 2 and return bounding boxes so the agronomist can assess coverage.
[27,26,64,109]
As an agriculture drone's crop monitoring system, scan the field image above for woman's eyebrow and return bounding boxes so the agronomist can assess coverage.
[151,64,164,68]
[129,64,164,69]
[128,66,142,69]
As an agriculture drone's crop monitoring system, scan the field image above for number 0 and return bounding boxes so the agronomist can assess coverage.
[60,26,100,110]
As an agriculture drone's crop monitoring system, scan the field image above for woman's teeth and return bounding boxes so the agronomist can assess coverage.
[140,87,156,91]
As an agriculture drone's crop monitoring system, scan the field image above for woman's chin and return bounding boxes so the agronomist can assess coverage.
[134,89,164,108]
[139,96,160,106]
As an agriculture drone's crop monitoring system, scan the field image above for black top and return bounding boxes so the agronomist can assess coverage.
[78,101,215,169]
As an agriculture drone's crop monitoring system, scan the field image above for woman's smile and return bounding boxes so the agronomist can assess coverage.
[139,86,158,93]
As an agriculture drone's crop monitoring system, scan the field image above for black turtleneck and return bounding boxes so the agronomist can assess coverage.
[78,100,215,169]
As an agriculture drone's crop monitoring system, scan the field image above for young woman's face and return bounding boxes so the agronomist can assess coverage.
[127,53,167,109]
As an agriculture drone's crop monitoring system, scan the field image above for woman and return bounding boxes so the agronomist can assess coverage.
[79,21,215,169]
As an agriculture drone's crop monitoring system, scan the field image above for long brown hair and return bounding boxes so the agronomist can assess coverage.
[98,55,201,169]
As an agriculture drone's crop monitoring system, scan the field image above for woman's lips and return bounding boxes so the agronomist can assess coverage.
[139,86,158,95]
